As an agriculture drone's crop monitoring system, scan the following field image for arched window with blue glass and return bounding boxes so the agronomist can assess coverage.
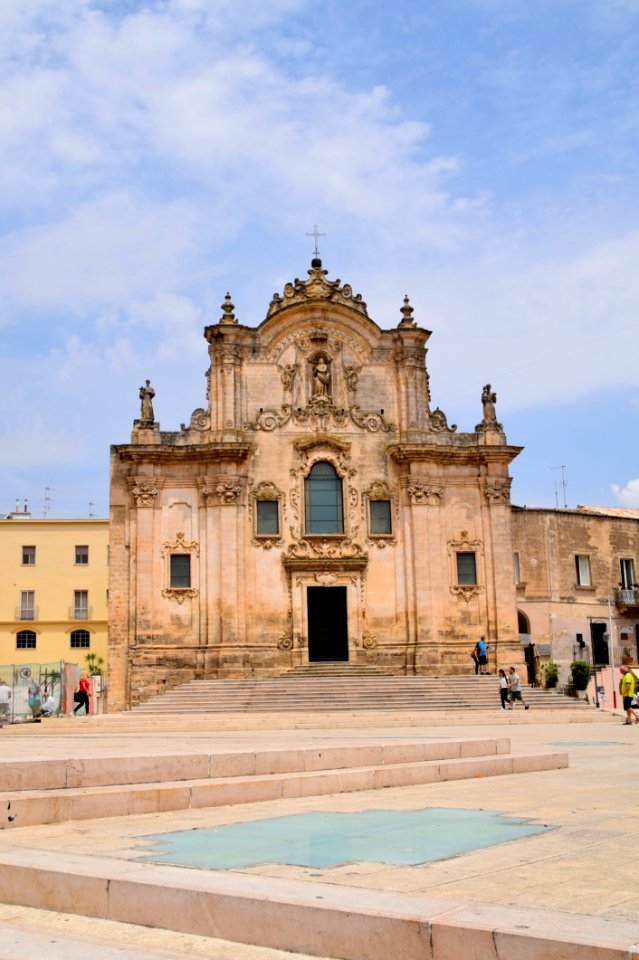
[304,461,344,534]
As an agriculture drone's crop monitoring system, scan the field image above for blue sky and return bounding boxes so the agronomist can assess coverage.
[1,0,638,517]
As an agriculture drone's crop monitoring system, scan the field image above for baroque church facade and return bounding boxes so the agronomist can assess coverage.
[109,260,525,709]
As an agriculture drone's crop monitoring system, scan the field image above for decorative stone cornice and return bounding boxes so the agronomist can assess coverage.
[161,587,199,604]
[115,443,253,465]
[161,531,199,557]
[266,264,368,319]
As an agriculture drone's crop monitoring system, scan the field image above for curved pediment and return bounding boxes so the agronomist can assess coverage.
[267,260,369,320]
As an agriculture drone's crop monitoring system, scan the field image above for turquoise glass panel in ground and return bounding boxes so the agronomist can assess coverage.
[140,808,551,870]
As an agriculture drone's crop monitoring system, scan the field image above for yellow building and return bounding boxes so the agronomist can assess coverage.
[0,510,109,671]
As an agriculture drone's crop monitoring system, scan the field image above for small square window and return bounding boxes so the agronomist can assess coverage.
[456,552,477,585]
[369,500,392,535]
[256,500,279,536]
[575,555,591,586]
[170,554,191,588]
[75,545,89,565]
[22,545,36,565]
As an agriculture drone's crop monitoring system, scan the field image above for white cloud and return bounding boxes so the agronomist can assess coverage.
[611,480,639,508]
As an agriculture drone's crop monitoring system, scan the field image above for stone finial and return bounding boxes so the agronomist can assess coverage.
[398,295,416,328]
[220,292,237,325]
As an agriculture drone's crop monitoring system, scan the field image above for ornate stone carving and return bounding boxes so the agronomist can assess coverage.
[475,383,504,434]
[130,481,159,507]
[162,531,199,557]
[200,479,244,505]
[161,587,198,604]
[485,479,511,504]
[286,538,366,560]
[343,364,362,392]
[314,572,338,585]
[363,633,378,649]
[277,633,294,651]
[189,408,211,431]
[398,295,416,328]
[219,292,237,325]
[263,324,370,365]
[311,353,331,399]
[349,405,394,433]
[138,380,155,423]
[406,480,444,505]
[450,584,482,603]
[279,363,298,391]
[429,407,457,433]
[266,263,368,318]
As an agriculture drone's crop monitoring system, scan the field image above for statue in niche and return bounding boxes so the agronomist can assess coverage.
[312,354,331,399]
[481,384,497,422]
[139,380,155,422]
[280,363,298,392]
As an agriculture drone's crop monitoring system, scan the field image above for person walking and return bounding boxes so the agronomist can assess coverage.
[73,672,91,716]
[619,667,639,725]
[507,666,529,710]
[498,669,510,710]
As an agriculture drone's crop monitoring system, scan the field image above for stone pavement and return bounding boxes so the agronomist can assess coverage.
[1,709,638,959]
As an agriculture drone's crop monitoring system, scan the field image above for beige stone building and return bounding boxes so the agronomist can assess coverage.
[109,260,526,709]
[512,505,639,688]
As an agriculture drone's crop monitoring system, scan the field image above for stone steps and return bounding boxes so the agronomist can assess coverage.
[0,737,567,830]
[131,675,589,715]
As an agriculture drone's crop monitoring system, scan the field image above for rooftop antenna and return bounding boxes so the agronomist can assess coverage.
[552,465,567,509]
[89,501,95,517]
[305,223,326,260]
[44,487,53,518]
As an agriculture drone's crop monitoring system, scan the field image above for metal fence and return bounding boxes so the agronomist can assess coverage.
[0,661,75,722]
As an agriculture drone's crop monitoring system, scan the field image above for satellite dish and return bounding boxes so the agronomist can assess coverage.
[19,666,32,680]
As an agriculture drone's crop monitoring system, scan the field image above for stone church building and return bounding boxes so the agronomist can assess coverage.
[109,259,526,709]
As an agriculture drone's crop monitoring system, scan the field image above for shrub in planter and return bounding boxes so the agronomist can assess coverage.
[570,660,591,691]
[543,662,559,689]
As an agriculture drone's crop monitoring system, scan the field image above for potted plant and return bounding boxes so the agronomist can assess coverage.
[621,647,634,666]
[543,662,559,689]
[85,653,104,677]
[570,660,591,697]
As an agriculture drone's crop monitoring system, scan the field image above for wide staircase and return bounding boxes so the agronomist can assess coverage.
[131,667,591,715]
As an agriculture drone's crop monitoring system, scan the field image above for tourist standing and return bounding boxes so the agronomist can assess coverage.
[0,678,11,719]
[507,666,529,710]
[471,643,480,675]
[476,636,489,675]
[498,669,510,710]
[27,678,42,718]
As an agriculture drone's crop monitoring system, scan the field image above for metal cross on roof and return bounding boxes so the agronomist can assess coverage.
[305,224,326,258]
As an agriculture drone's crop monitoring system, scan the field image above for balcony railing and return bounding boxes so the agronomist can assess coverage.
[16,607,37,620]
[615,587,639,609]
[70,606,91,620]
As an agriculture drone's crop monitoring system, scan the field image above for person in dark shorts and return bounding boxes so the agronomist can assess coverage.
[619,667,639,725]
[476,636,489,675]
[507,666,529,710]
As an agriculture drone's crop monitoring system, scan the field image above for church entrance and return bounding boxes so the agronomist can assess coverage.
[307,586,348,662]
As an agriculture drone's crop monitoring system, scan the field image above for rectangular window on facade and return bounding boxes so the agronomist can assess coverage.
[73,590,89,619]
[456,552,477,585]
[620,558,636,588]
[256,500,279,536]
[575,555,591,586]
[16,630,37,649]
[70,629,91,649]
[369,500,392,535]
[513,552,521,584]
[19,591,35,620]
[22,545,36,565]
[170,554,191,588]
[75,545,89,565]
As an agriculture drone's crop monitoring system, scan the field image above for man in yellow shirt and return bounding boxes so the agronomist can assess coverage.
[620,667,639,725]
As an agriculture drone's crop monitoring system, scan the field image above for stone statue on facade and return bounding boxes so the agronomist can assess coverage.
[312,355,331,398]
[139,380,155,422]
[481,384,497,423]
